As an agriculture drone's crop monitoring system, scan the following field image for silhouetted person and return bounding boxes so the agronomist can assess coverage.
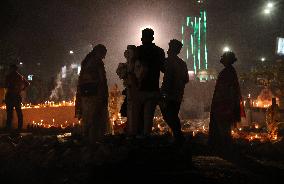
[266,97,280,139]
[75,44,110,144]
[160,39,189,144]
[136,28,165,136]
[117,45,140,135]
[4,64,30,130]
[208,51,242,152]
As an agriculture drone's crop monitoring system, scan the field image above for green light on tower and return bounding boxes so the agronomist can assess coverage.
[186,48,189,59]
[198,17,201,70]
[187,17,190,27]
[181,0,207,74]
[181,25,184,45]
[191,34,194,54]
[204,11,208,69]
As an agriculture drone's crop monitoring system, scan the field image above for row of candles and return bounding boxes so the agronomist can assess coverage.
[0,100,76,110]
[0,98,280,142]
[28,119,80,129]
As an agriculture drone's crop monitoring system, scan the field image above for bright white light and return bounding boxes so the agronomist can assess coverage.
[139,25,154,32]
[28,75,33,81]
[135,23,161,45]
[223,46,231,52]
[267,2,274,8]
[261,57,266,62]
[61,66,67,78]
[264,9,271,14]
[277,37,284,55]
[129,18,164,47]
[19,62,23,65]
[77,66,81,75]
[71,63,78,69]
[69,50,74,54]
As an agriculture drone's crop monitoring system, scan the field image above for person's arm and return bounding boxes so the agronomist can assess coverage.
[159,49,166,73]
[96,62,108,98]
[75,71,83,119]
[161,61,173,97]
[183,62,189,84]
[75,89,82,119]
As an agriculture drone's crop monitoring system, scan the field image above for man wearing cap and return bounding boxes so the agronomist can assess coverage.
[208,51,242,152]
[160,39,189,145]
[4,64,30,130]
[135,28,165,136]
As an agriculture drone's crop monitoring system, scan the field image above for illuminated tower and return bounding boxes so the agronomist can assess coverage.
[181,0,208,74]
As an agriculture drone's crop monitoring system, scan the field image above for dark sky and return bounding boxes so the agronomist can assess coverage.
[1,0,284,85]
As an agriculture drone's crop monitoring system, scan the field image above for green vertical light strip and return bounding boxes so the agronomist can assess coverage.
[198,17,201,70]
[205,45,208,69]
[187,17,190,27]
[181,25,184,45]
[190,34,194,54]
[204,11,208,69]
[186,17,190,63]
[182,9,208,73]
[186,48,189,59]
[193,17,197,74]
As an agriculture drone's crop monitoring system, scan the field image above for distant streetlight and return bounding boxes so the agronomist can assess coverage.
[267,2,274,8]
[263,2,274,15]
[69,50,74,54]
[261,57,266,62]
[264,9,271,14]
[223,46,231,52]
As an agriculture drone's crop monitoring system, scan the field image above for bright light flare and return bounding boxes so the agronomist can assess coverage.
[69,50,74,54]
[267,2,274,8]
[264,9,271,14]
[223,46,231,52]
[139,25,154,32]
[261,57,266,62]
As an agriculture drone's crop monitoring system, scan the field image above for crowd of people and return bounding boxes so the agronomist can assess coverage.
[3,28,244,153]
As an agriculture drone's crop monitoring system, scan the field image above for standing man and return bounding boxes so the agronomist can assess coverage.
[136,28,165,136]
[75,44,111,144]
[4,64,30,130]
[160,39,189,145]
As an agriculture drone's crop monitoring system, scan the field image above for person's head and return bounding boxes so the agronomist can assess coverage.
[141,28,154,45]
[220,51,237,67]
[92,44,107,60]
[167,39,183,57]
[9,64,18,72]
[124,45,136,60]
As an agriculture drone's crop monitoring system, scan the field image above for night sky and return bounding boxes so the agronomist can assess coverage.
[1,0,284,85]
